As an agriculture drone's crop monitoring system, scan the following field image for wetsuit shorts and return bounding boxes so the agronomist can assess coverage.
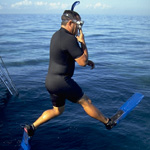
[46,76,84,107]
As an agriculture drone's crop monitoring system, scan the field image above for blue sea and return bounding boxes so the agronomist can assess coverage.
[0,14,150,150]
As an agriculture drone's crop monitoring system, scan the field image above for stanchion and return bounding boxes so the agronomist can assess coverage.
[0,56,19,96]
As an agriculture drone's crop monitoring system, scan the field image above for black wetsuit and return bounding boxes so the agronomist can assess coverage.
[45,28,84,107]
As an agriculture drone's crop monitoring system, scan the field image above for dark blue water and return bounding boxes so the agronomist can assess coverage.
[0,14,150,150]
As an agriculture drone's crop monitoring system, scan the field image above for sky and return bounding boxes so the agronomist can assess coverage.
[0,0,150,16]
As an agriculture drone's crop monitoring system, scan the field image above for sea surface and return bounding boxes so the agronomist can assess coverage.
[0,14,150,150]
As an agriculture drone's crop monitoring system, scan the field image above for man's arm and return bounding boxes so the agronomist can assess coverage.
[75,30,95,69]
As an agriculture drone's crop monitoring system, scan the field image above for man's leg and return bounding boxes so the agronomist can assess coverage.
[78,94,109,124]
[24,106,64,136]
[33,106,65,128]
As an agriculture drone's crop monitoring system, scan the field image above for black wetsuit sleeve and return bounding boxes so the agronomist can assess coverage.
[67,36,83,59]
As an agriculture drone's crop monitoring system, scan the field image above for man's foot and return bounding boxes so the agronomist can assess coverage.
[104,118,116,130]
[24,124,35,136]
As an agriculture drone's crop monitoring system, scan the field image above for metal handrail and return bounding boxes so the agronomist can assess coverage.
[0,56,19,96]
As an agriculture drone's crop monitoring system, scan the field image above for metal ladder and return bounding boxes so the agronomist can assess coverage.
[0,56,18,96]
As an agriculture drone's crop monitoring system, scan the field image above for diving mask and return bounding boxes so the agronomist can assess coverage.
[72,20,84,30]
[62,13,84,30]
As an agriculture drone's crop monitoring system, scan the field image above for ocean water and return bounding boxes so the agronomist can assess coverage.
[0,14,150,150]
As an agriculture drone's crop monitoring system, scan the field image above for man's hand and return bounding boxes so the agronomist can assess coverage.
[87,60,95,69]
[76,29,85,43]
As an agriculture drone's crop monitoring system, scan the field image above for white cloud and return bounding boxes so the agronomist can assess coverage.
[0,5,2,10]
[102,4,111,9]
[86,2,111,9]
[61,3,69,9]
[34,2,48,6]
[48,2,69,9]
[94,2,102,9]
[10,1,69,10]
[49,2,60,9]
[11,0,32,8]
[86,4,92,9]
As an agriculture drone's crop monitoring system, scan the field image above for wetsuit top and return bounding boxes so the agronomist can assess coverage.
[45,28,84,106]
[48,27,83,78]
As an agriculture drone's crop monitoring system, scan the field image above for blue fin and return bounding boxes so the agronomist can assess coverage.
[19,131,31,150]
[111,93,144,124]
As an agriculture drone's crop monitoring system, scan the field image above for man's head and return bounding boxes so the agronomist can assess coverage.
[61,10,84,35]
[61,10,80,25]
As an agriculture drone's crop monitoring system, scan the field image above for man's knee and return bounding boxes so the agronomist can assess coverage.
[88,99,92,104]
[78,94,92,105]
[53,106,65,116]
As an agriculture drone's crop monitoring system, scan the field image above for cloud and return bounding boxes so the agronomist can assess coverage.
[11,0,32,8]
[61,3,69,9]
[49,2,60,9]
[0,5,2,10]
[48,2,69,9]
[86,2,111,9]
[34,2,48,6]
[10,1,69,10]
[94,2,102,9]
[101,4,111,9]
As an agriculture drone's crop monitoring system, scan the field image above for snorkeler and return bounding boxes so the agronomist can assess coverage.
[24,4,115,137]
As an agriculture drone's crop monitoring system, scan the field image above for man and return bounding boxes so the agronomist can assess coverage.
[24,10,115,136]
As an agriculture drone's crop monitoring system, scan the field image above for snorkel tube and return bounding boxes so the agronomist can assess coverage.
[71,1,84,30]
[71,1,80,11]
